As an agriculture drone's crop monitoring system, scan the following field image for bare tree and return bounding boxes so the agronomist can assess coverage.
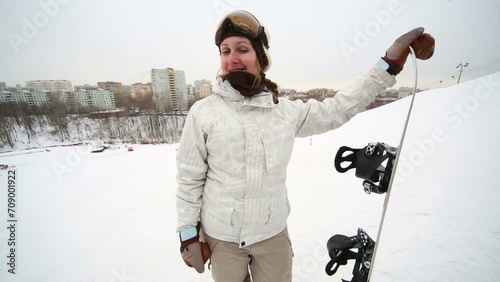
[0,103,18,148]
[46,99,70,142]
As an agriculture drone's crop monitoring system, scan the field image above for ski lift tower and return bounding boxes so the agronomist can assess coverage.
[456,62,469,84]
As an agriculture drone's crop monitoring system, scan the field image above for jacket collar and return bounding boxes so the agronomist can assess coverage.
[213,78,275,108]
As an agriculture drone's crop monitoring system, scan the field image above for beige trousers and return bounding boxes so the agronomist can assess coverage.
[202,228,293,282]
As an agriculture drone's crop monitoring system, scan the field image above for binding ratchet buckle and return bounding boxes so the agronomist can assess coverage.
[334,142,397,194]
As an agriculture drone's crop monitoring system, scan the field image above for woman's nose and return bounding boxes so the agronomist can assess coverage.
[228,52,239,64]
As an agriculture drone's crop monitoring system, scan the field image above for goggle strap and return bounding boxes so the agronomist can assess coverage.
[216,17,269,49]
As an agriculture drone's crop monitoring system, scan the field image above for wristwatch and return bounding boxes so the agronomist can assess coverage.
[180,226,198,241]
[376,57,402,76]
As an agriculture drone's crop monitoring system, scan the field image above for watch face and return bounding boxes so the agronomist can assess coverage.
[376,58,390,71]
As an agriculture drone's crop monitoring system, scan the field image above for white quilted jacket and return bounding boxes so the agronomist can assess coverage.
[176,67,396,247]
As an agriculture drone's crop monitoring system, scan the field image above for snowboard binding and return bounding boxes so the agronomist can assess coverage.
[325,228,376,282]
[334,142,397,194]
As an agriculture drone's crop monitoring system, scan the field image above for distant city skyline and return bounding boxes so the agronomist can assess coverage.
[1,76,418,114]
[1,0,500,92]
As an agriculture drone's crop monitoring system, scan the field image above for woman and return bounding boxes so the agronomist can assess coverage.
[176,10,433,282]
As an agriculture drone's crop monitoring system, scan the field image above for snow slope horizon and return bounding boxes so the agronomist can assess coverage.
[0,72,499,282]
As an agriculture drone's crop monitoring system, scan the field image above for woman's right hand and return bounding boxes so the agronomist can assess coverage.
[179,226,211,273]
[383,27,435,75]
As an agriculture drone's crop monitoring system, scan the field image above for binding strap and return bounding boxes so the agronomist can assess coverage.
[325,228,375,282]
[334,142,397,194]
[334,146,361,173]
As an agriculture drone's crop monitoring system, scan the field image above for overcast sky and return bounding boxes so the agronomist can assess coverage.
[1,0,499,91]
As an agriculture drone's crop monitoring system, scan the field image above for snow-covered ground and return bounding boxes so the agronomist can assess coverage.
[0,72,499,282]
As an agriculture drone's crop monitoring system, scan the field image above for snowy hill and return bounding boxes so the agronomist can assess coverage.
[0,72,499,282]
[370,72,500,281]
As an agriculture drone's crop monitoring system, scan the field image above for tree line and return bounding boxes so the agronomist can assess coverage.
[0,99,186,150]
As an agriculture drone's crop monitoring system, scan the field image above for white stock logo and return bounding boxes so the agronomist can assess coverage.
[340,0,403,63]
[109,268,134,282]
[213,0,244,18]
[395,74,500,182]
[51,146,90,183]
[8,0,72,54]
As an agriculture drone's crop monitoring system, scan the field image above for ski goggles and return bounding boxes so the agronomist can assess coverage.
[215,10,269,48]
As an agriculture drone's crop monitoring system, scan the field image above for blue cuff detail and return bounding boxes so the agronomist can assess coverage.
[375,58,390,71]
[180,226,198,241]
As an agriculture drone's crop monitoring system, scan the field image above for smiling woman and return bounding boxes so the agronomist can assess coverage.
[174,9,433,282]
[219,38,258,76]
[217,36,273,101]
[215,10,277,103]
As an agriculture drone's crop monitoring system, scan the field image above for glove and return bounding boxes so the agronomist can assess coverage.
[383,27,435,75]
[180,225,211,273]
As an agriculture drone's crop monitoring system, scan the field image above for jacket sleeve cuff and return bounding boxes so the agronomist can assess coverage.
[180,226,198,241]
[370,65,397,88]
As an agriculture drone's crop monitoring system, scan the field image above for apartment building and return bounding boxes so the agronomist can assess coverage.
[0,89,115,111]
[74,89,116,110]
[74,84,101,91]
[194,79,212,100]
[0,90,47,106]
[97,81,124,97]
[151,68,188,112]
[398,87,413,99]
[25,80,73,92]
[132,83,152,98]
[186,84,195,104]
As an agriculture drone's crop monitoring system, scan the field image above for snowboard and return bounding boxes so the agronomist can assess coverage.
[366,72,500,281]
[326,52,421,282]
[328,72,500,281]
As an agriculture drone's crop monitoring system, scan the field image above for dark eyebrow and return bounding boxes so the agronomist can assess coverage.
[220,40,252,47]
